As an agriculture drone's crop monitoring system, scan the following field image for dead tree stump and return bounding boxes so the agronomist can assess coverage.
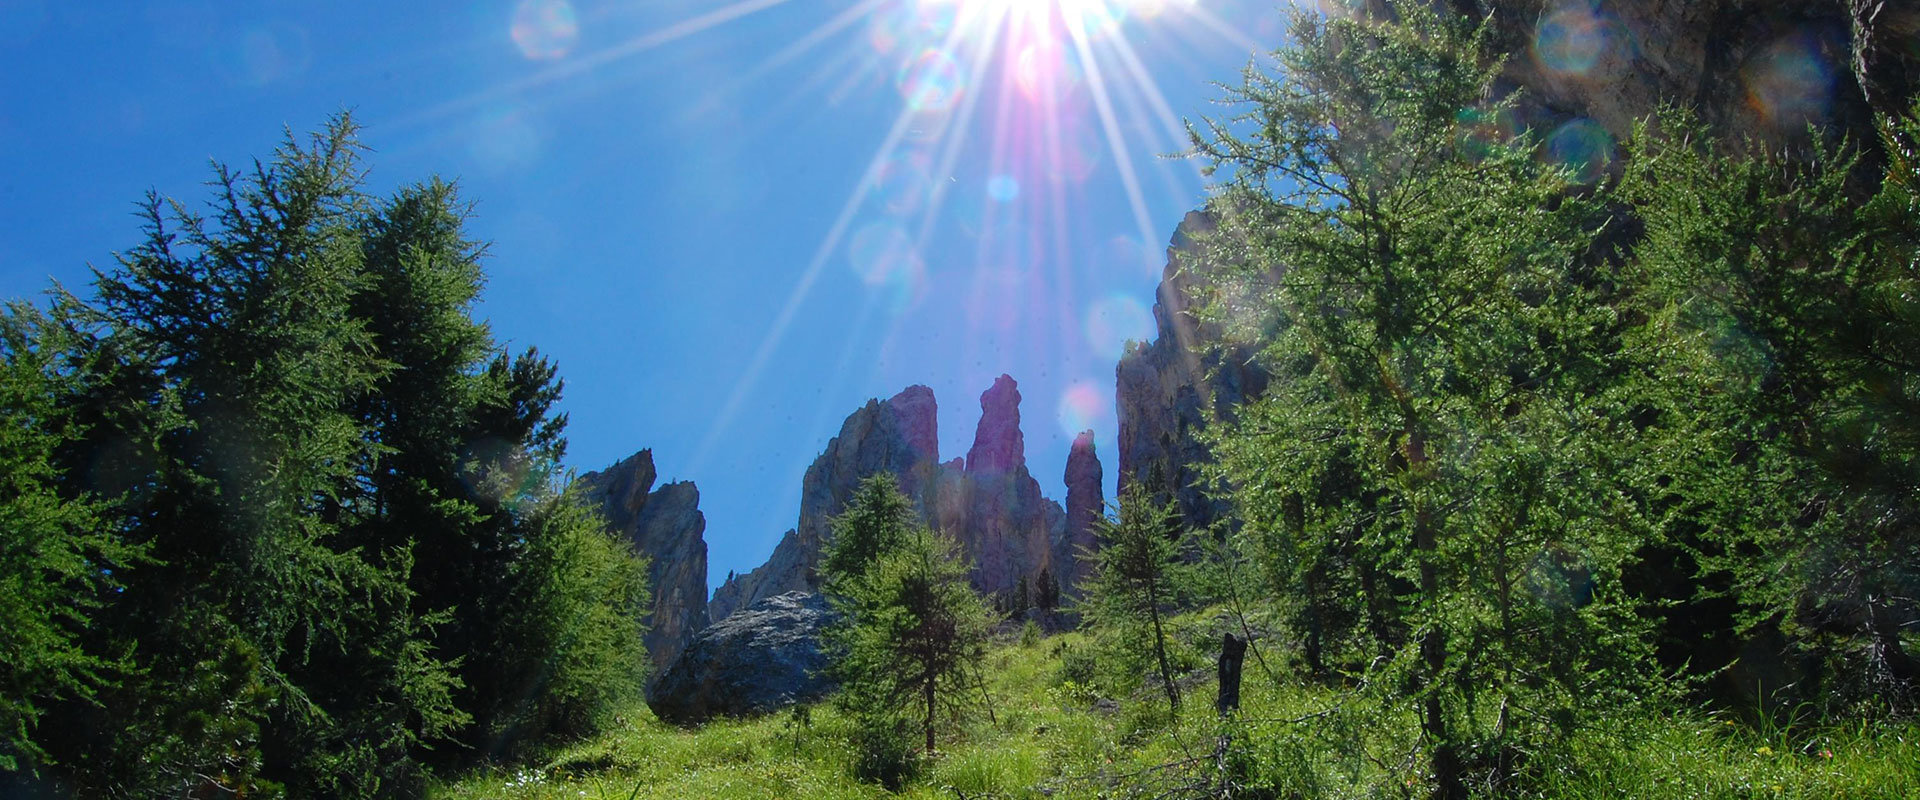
[1217,632,1247,715]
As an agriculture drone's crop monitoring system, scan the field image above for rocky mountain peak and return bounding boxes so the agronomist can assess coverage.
[1059,429,1104,596]
[888,385,939,463]
[578,453,709,680]
[966,374,1025,475]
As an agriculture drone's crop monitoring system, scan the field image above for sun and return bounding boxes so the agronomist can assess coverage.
[916,0,1197,46]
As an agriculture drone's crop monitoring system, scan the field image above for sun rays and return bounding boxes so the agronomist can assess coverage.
[434,0,1264,467]
[636,0,1233,464]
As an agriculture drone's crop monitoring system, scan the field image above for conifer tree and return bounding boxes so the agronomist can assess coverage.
[1190,3,1650,794]
[819,474,992,782]
[0,303,135,774]
[4,114,649,795]
[1081,483,1187,716]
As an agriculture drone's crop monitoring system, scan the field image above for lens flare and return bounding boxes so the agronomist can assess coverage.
[875,151,936,215]
[1533,3,1622,77]
[1056,381,1109,439]
[896,47,966,112]
[1044,116,1103,183]
[1083,293,1154,360]
[868,0,955,56]
[849,221,915,284]
[1102,233,1162,280]
[1745,35,1834,127]
[468,106,542,172]
[511,0,580,60]
[986,174,1020,202]
[1063,0,1127,40]
[848,221,930,313]
[214,24,311,87]
[1014,41,1083,102]
[1455,105,1519,159]
[1545,117,1613,184]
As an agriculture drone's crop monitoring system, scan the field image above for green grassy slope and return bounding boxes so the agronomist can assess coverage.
[435,613,1918,800]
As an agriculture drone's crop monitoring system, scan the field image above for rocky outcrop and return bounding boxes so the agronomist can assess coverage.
[578,450,708,679]
[1468,0,1916,155]
[1055,430,1104,597]
[965,375,1025,474]
[709,386,943,619]
[645,592,837,724]
[932,376,1066,600]
[1114,211,1269,533]
[710,377,1073,620]
[709,528,802,623]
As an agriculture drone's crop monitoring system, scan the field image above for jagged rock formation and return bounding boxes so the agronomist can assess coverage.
[711,377,1087,620]
[710,529,803,623]
[1114,211,1269,533]
[1056,430,1104,597]
[710,385,940,620]
[645,592,837,724]
[965,375,1025,474]
[578,450,708,679]
[933,376,1066,600]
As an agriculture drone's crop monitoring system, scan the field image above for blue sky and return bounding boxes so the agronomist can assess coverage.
[0,0,1289,592]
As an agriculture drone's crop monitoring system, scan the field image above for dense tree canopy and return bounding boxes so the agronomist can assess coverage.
[0,116,648,798]
[1180,1,1917,796]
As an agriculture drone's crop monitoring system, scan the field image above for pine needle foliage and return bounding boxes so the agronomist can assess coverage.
[1187,2,1659,795]
[819,474,993,787]
[0,114,649,797]
[1078,483,1190,718]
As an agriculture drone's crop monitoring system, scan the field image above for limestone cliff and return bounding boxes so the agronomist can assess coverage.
[710,385,943,619]
[1056,430,1104,598]
[1114,211,1268,533]
[711,377,1087,619]
[578,450,709,680]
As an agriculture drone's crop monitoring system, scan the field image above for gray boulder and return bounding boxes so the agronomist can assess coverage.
[646,591,838,725]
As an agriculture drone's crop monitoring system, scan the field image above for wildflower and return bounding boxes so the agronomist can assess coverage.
[1755,746,1773,756]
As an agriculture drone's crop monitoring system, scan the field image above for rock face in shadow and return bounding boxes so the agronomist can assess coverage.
[1467,0,1917,159]
[1114,211,1269,534]
[645,591,836,725]
[578,450,708,679]
[1056,430,1104,598]
[709,528,802,623]
[710,377,1084,620]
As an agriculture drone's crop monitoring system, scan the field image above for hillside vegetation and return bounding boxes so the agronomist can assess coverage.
[4,1,1917,797]
[436,617,1919,799]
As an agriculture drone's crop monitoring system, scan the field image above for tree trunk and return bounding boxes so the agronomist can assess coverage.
[925,673,937,754]
[1148,578,1180,716]
[1410,429,1462,800]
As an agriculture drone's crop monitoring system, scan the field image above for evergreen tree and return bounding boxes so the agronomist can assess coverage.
[0,303,136,774]
[819,474,992,782]
[1618,106,1920,710]
[4,114,649,795]
[1080,483,1187,716]
[1190,3,1653,794]
[818,471,915,596]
